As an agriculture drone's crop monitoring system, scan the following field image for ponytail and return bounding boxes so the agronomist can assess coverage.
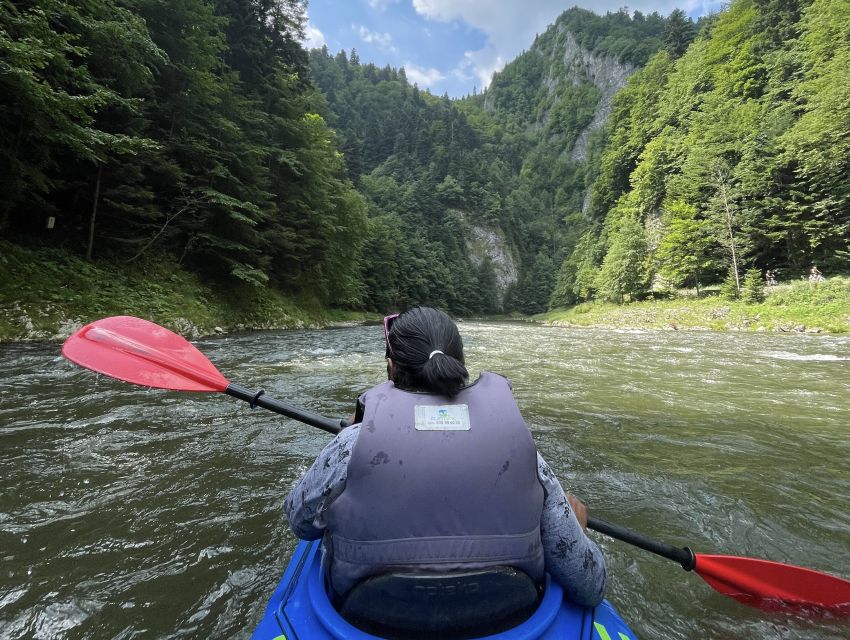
[420,350,468,397]
[386,307,469,397]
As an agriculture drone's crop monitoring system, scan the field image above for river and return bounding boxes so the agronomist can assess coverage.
[1,322,849,639]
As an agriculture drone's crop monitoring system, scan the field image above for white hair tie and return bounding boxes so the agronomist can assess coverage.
[429,350,444,359]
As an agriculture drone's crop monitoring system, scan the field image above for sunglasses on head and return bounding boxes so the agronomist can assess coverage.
[383,313,400,355]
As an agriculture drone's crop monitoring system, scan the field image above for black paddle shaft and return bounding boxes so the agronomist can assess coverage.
[226,383,345,435]
[588,516,696,571]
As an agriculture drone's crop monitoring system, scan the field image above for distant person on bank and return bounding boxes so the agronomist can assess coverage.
[284,306,607,606]
[765,270,776,286]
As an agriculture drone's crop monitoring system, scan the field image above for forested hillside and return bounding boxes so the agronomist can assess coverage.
[1,0,365,307]
[2,1,847,320]
[0,2,686,318]
[552,0,850,305]
[311,7,682,313]
[307,50,509,314]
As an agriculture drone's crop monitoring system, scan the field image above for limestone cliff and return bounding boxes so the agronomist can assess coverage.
[549,29,637,163]
[458,214,518,310]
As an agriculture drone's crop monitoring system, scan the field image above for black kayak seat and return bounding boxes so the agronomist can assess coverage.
[337,566,543,640]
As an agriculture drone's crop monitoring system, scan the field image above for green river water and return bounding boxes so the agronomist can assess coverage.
[1,322,849,639]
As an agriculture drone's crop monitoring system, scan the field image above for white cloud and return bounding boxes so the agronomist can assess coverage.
[367,0,399,9]
[412,0,716,90]
[355,24,397,51]
[304,23,326,49]
[404,62,446,87]
[460,50,505,90]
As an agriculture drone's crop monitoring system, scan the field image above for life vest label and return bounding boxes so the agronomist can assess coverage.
[414,404,471,431]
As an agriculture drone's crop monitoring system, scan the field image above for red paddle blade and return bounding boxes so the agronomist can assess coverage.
[62,316,230,392]
[696,554,850,613]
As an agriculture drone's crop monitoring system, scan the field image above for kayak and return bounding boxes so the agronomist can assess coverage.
[252,539,638,640]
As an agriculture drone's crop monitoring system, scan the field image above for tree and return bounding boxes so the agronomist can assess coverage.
[778,0,850,270]
[595,214,649,303]
[0,0,161,238]
[512,251,555,314]
[711,163,744,296]
[435,175,464,207]
[654,200,714,295]
[474,256,500,313]
[663,9,695,57]
[550,229,605,306]
[85,134,160,260]
[741,268,765,303]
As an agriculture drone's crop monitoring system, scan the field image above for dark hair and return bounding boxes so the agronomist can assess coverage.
[387,307,469,397]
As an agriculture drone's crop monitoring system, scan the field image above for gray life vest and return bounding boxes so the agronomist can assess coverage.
[324,371,545,596]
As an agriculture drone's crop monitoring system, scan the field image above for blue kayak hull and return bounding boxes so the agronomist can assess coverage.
[252,540,638,640]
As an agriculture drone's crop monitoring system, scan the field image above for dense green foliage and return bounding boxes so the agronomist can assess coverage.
[558,0,850,306]
[2,0,846,322]
[543,6,669,66]
[308,48,509,314]
[1,0,365,306]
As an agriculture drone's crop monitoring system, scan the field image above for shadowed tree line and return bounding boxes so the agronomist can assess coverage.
[0,0,366,306]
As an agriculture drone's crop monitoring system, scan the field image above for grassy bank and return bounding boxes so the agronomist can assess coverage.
[539,277,850,333]
[4,240,848,341]
[0,241,373,342]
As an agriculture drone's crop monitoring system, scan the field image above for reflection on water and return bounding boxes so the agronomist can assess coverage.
[1,323,848,639]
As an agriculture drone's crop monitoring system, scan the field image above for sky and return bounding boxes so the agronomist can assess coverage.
[303,0,724,98]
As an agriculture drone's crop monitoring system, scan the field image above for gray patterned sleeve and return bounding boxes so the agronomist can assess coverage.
[537,452,608,607]
[284,424,361,540]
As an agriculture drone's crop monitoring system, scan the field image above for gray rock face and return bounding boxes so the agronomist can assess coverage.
[551,29,637,163]
[465,223,518,310]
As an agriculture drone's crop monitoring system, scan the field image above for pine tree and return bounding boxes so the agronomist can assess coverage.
[663,9,695,57]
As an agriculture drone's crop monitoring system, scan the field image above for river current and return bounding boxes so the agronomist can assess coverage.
[1,322,849,639]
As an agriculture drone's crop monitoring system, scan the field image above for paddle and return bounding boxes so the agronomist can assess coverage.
[587,517,850,613]
[61,316,345,434]
[61,316,850,614]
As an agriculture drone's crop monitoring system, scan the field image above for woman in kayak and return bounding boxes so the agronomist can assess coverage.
[284,307,607,608]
